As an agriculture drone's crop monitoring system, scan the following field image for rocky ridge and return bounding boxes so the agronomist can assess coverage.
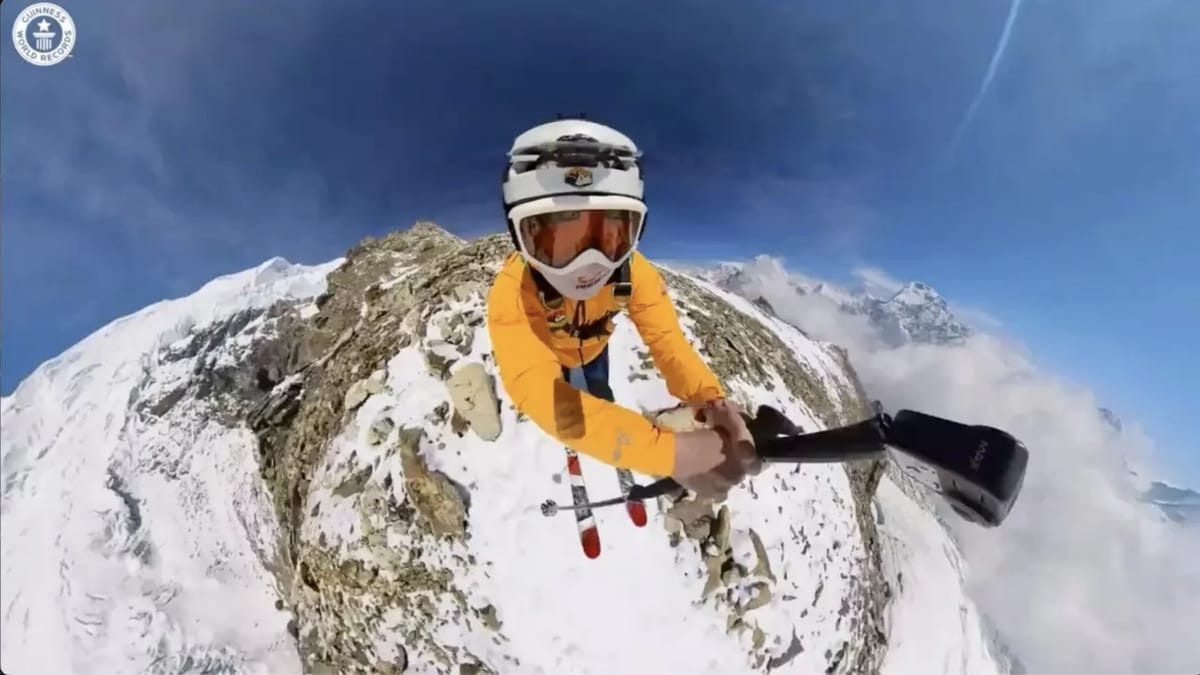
[121,222,892,673]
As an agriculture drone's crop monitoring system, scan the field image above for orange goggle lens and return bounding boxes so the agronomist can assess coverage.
[517,210,642,269]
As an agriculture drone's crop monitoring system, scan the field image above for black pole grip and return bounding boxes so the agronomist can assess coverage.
[627,477,681,501]
[755,415,889,463]
[622,406,789,502]
[624,408,886,502]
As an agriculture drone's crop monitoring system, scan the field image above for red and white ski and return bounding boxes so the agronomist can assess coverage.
[615,468,648,527]
[564,449,601,558]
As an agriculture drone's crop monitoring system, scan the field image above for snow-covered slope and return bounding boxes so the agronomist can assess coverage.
[1,257,342,675]
[1,223,1004,674]
[852,282,971,347]
[1141,480,1200,526]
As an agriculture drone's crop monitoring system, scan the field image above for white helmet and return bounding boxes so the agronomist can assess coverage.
[502,116,648,301]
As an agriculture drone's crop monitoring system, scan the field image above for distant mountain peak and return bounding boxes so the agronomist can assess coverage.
[1141,480,1200,525]
[1098,407,1124,432]
[699,262,973,349]
[895,280,932,294]
[885,281,945,306]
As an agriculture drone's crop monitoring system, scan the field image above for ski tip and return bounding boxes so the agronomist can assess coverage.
[581,527,601,558]
[627,503,648,527]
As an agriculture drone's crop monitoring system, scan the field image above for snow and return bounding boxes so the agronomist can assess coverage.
[1,257,340,675]
[2,249,1004,675]
[302,287,869,673]
[875,479,1001,675]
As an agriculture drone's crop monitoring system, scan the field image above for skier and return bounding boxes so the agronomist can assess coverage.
[486,116,761,502]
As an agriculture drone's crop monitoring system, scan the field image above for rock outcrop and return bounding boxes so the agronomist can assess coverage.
[3,217,1023,675]
[445,363,502,442]
[135,221,891,673]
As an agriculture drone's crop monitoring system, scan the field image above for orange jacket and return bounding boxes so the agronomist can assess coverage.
[486,251,725,476]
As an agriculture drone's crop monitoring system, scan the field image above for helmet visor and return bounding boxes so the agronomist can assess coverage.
[517,209,642,269]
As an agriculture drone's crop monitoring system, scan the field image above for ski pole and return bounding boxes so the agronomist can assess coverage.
[538,403,1030,528]
[624,413,891,501]
[540,495,629,517]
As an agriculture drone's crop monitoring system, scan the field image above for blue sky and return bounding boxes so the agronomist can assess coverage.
[3,0,1197,482]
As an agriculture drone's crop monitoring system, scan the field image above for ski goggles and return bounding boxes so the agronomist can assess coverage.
[509,198,645,270]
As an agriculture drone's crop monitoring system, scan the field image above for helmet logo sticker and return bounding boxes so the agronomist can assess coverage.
[564,167,593,187]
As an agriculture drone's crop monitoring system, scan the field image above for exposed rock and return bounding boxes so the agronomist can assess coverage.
[344,381,372,411]
[667,498,715,542]
[663,514,684,536]
[451,281,485,304]
[365,368,387,394]
[477,604,501,631]
[431,401,450,424]
[748,528,776,582]
[658,269,845,428]
[768,630,805,670]
[446,363,502,441]
[711,505,732,552]
[739,582,773,614]
[344,369,388,411]
[721,564,745,587]
[334,466,373,499]
[397,426,469,538]
[701,554,726,600]
[200,221,890,673]
[140,302,314,425]
[425,350,456,380]
[650,403,705,433]
[752,626,766,651]
[368,411,396,446]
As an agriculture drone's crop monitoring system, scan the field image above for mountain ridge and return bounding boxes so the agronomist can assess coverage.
[689,259,974,349]
[1,223,1004,675]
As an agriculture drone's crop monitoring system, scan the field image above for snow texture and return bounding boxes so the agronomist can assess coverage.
[1,257,340,675]
[695,260,973,348]
[2,247,1001,674]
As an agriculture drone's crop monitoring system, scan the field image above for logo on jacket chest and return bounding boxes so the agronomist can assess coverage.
[547,308,620,340]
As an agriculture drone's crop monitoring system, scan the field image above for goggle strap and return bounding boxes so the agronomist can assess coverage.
[612,261,632,309]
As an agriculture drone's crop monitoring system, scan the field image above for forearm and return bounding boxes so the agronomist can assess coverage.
[643,332,725,403]
[506,364,678,475]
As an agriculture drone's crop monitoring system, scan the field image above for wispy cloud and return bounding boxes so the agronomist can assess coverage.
[733,258,1200,674]
[951,303,1004,330]
[943,0,1025,166]
[850,266,903,296]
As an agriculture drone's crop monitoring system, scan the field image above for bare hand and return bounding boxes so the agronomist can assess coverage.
[670,399,761,501]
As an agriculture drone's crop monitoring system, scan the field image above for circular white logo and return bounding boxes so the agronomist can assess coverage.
[11,3,75,67]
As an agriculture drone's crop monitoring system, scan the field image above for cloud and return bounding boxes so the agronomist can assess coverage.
[739,256,881,348]
[949,303,1004,331]
[735,258,1200,674]
[851,266,903,296]
[943,0,1024,166]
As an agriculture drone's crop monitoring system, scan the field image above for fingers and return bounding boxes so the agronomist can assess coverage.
[745,451,764,476]
[679,398,765,499]
[682,472,731,502]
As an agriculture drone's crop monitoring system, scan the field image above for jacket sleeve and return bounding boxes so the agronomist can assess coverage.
[486,259,678,477]
[627,254,726,404]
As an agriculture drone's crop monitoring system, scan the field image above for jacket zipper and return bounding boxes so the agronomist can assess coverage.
[573,300,586,367]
